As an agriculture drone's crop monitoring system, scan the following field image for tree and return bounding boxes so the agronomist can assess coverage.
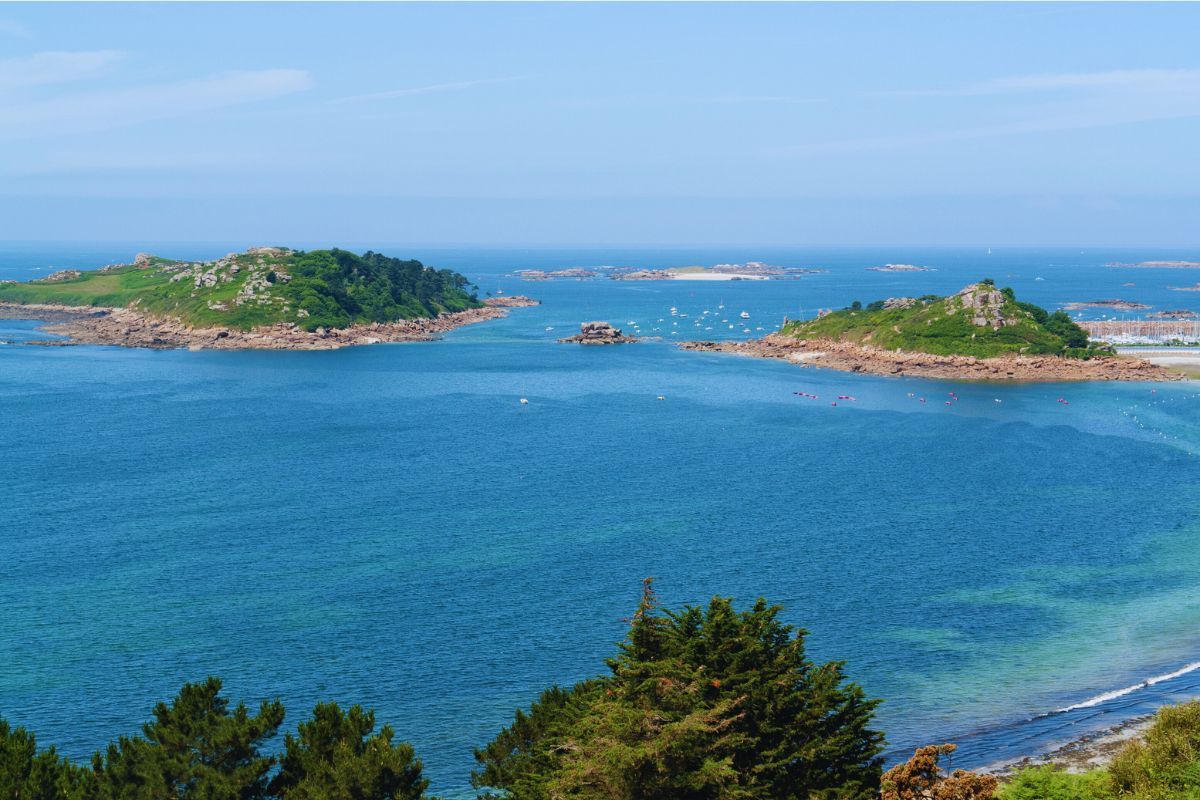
[268,703,433,800]
[0,719,88,800]
[473,580,885,800]
[89,677,283,800]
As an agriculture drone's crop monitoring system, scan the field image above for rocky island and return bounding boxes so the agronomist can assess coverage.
[517,268,596,280]
[609,263,826,281]
[680,281,1182,381]
[558,321,637,344]
[866,263,935,272]
[1062,299,1151,311]
[0,247,534,350]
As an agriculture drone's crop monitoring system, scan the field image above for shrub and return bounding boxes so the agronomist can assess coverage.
[1000,765,1111,800]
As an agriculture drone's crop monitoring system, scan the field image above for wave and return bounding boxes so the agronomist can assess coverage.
[1053,660,1200,713]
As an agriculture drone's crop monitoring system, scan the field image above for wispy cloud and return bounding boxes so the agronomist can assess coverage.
[794,68,1200,154]
[333,76,522,104]
[881,68,1200,98]
[0,69,314,137]
[690,95,824,105]
[0,18,31,38]
[0,50,124,90]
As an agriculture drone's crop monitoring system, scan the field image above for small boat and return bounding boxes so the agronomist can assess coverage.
[545,326,554,331]
[519,398,529,405]
[740,311,750,319]
[656,395,666,401]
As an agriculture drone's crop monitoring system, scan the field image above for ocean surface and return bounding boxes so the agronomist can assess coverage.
[3,243,1200,796]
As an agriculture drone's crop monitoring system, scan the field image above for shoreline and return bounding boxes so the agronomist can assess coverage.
[981,714,1155,778]
[0,297,537,351]
[678,334,1185,382]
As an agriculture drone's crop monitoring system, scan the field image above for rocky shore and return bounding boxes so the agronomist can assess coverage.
[1,301,524,351]
[985,715,1156,778]
[679,334,1184,382]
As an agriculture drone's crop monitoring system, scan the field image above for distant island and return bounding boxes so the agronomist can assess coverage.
[1061,299,1151,311]
[1108,260,1200,268]
[0,247,534,350]
[610,262,827,281]
[866,263,935,272]
[518,268,596,280]
[681,281,1180,381]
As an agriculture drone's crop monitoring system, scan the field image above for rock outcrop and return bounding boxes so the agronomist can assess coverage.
[1,302,519,351]
[483,295,541,307]
[559,321,637,345]
[679,334,1182,382]
[948,284,1011,329]
[36,270,82,283]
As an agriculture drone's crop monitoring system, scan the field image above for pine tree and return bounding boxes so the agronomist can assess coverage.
[473,580,885,800]
[268,703,433,800]
[89,677,283,800]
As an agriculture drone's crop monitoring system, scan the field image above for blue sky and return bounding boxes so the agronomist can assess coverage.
[3,2,1200,246]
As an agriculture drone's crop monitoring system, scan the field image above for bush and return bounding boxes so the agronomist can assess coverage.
[1109,702,1200,799]
[882,744,996,800]
[1001,765,1111,800]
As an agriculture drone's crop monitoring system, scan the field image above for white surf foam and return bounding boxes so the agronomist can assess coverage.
[1055,661,1200,713]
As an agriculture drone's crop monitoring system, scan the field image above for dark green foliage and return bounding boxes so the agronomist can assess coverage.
[2,682,434,800]
[473,580,884,800]
[269,704,433,800]
[0,720,88,800]
[1045,310,1091,349]
[285,249,479,331]
[850,300,863,311]
[89,677,284,800]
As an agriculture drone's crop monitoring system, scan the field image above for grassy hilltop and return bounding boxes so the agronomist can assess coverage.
[783,280,1106,359]
[0,247,481,332]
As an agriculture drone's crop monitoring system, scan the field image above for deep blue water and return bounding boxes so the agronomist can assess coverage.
[2,244,1200,796]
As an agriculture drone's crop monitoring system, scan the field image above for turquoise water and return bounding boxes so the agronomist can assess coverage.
[2,244,1200,796]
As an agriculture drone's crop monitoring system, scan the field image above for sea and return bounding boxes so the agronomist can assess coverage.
[2,243,1200,796]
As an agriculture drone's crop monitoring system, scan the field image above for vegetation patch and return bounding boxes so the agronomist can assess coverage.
[783,280,1109,360]
[0,247,481,332]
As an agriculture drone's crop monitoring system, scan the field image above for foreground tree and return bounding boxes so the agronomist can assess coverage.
[0,719,88,799]
[473,579,885,800]
[269,703,434,800]
[89,677,284,800]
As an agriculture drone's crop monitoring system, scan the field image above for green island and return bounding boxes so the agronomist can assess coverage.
[0,247,482,332]
[2,583,1194,800]
[783,279,1106,359]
